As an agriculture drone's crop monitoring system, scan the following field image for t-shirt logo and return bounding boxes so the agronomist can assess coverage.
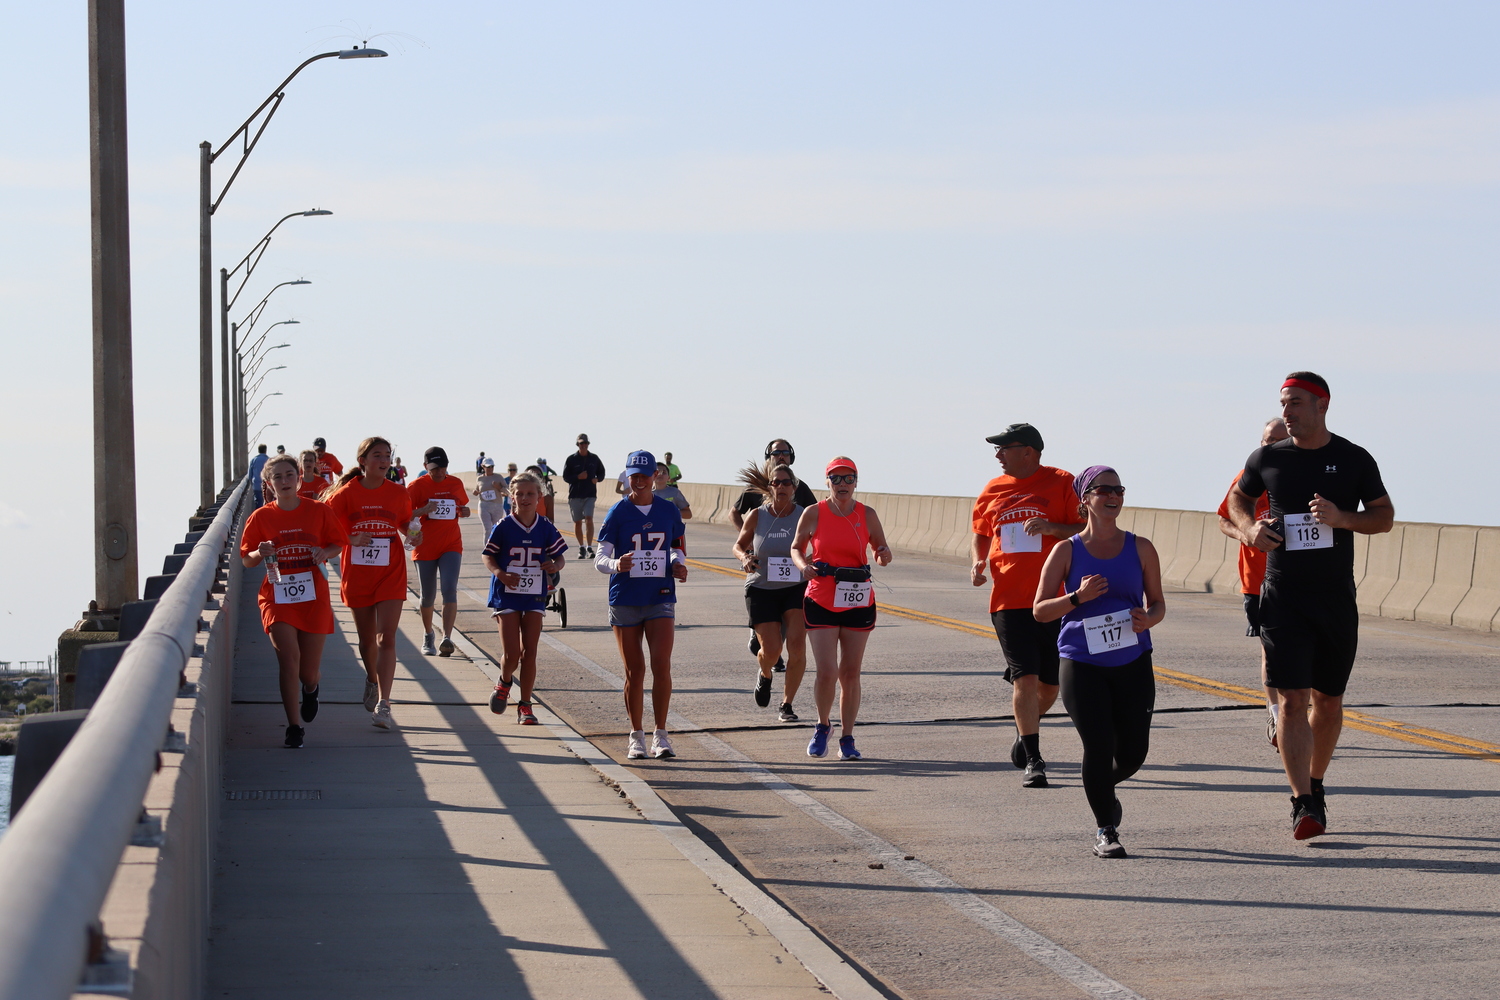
[641,522,653,529]
[1325,465,1337,473]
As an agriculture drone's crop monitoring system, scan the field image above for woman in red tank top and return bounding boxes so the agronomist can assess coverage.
[791,457,893,761]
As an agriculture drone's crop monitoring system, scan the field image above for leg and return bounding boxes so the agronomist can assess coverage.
[615,624,648,732]
[574,519,586,546]
[583,515,596,549]
[517,611,544,702]
[1308,690,1344,781]
[1060,659,1122,827]
[416,559,438,635]
[372,599,403,700]
[499,613,523,683]
[754,621,783,679]
[1013,674,1042,736]
[643,616,676,730]
[296,630,327,698]
[781,610,807,705]
[439,550,462,639]
[349,605,381,682]
[1037,682,1059,715]
[267,622,304,727]
[834,628,871,736]
[808,627,842,726]
[1108,653,1157,787]
[1275,687,1314,797]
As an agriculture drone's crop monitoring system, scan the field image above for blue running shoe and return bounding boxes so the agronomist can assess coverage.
[807,723,831,758]
[838,735,862,760]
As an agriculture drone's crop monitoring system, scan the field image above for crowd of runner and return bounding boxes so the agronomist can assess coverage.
[238,369,1391,857]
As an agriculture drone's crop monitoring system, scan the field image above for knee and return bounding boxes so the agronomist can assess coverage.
[1310,691,1343,714]
[1277,688,1311,713]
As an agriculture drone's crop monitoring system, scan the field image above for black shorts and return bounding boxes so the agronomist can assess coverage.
[990,609,1061,686]
[746,583,808,626]
[803,597,876,631]
[1260,577,1358,696]
[1243,593,1262,637]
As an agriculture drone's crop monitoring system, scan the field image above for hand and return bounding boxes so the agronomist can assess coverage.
[576,471,588,481]
[257,541,276,558]
[539,559,560,573]
[740,554,759,573]
[1024,516,1048,536]
[416,501,436,516]
[350,532,372,547]
[874,544,892,567]
[672,562,689,582]
[1248,519,1283,552]
[1309,493,1344,528]
[1076,573,1109,603]
[458,507,470,518]
[1129,607,1151,633]
[498,571,521,589]
[971,560,988,587]
[616,551,635,573]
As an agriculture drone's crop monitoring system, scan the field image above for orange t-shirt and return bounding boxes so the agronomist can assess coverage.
[316,451,344,483]
[325,478,413,607]
[1217,470,1271,595]
[239,499,344,635]
[972,466,1085,612]
[407,474,470,561]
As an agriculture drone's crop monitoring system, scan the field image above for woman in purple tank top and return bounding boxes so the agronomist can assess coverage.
[1034,466,1165,859]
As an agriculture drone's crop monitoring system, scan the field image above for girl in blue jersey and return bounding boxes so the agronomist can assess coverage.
[595,450,688,760]
[481,472,567,725]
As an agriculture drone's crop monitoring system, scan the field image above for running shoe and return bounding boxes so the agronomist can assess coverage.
[362,679,379,712]
[421,633,437,656]
[1312,784,1327,823]
[489,679,513,714]
[588,545,596,558]
[773,656,786,673]
[1093,826,1127,859]
[284,724,304,749]
[754,673,772,708]
[1291,795,1326,841]
[626,731,648,759]
[838,735,862,761]
[372,700,394,730]
[651,730,675,759]
[807,723,831,758]
[1022,759,1048,788]
[1267,711,1278,750]
[299,685,319,723]
[1010,735,1027,770]
[516,702,538,726]
[579,545,588,560]
[748,632,761,657]
[778,702,799,723]
[439,636,455,657]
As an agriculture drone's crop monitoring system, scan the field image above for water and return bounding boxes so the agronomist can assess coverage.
[0,756,13,836]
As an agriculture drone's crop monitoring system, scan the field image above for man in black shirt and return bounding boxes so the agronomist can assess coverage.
[730,439,818,529]
[561,434,607,559]
[1228,371,1394,841]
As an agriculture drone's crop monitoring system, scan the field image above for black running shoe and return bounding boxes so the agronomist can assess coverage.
[300,685,319,723]
[778,702,798,722]
[1291,795,1326,841]
[754,673,772,708]
[748,632,761,657]
[773,656,786,673]
[1022,759,1048,788]
[284,725,305,749]
[1010,736,1027,769]
[1093,826,1126,858]
[1312,784,1327,824]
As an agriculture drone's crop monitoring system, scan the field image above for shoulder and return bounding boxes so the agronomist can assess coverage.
[1133,533,1159,559]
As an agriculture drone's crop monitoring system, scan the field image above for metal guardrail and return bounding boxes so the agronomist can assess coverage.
[0,477,249,1000]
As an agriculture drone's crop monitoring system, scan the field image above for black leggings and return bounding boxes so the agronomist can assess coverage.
[1060,651,1155,828]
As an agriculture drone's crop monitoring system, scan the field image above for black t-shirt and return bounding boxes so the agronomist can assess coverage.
[1237,434,1387,587]
[561,452,606,499]
[734,481,818,516]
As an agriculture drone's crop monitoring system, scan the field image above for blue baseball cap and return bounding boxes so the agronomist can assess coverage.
[624,450,656,476]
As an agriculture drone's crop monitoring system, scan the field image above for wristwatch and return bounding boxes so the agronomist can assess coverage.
[1068,591,1080,607]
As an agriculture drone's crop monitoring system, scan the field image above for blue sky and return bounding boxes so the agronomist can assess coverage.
[2,3,1497,660]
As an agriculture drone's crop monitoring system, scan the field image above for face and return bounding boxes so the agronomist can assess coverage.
[1082,472,1126,520]
[268,460,300,497]
[629,472,653,495]
[363,444,392,477]
[576,439,589,453]
[300,455,318,478]
[664,453,673,462]
[768,442,793,465]
[507,465,517,476]
[995,443,1036,477]
[654,467,669,488]
[1279,387,1327,437]
[826,468,857,500]
[769,471,795,503]
[1261,420,1290,447]
[512,480,539,513]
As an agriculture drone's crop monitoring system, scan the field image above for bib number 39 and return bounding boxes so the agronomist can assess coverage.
[1283,512,1333,552]
[834,580,873,608]
[507,566,543,595]
[273,570,316,605]
[1083,610,1138,655]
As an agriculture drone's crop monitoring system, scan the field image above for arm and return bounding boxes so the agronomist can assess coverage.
[971,532,991,587]
[1311,493,1394,534]
[595,540,633,574]
[241,540,274,568]
[789,505,821,576]
[1227,486,1281,552]
[1033,541,1090,622]
[679,503,693,520]
[866,507,893,566]
[1024,517,1083,539]
[729,507,745,529]
[671,535,689,582]
[1218,515,1245,544]
[732,509,759,571]
[1130,537,1167,633]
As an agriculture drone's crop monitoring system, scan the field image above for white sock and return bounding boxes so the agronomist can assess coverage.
[1268,703,1280,719]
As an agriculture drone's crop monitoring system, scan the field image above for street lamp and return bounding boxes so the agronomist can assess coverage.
[231,292,305,476]
[244,366,285,399]
[219,212,328,485]
[240,319,298,381]
[249,422,280,447]
[243,343,290,384]
[246,392,282,425]
[199,46,386,508]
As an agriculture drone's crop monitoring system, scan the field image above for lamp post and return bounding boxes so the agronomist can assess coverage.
[242,343,289,385]
[230,291,305,476]
[219,211,329,486]
[246,392,282,427]
[199,46,385,508]
[249,422,280,447]
[244,366,285,400]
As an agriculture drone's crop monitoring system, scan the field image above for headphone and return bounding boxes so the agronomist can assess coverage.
[765,439,795,465]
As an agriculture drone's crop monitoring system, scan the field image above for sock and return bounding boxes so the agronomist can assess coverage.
[1268,703,1280,719]
[1310,777,1324,796]
[1021,733,1041,763]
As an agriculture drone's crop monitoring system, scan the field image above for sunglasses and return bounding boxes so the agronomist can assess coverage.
[771,478,794,486]
[1087,485,1126,496]
[827,474,857,485]
[770,449,791,455]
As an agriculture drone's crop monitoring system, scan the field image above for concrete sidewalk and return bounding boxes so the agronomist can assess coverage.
[208,567,846,999]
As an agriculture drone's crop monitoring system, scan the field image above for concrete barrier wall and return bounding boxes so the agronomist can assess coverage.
[679,483,1500,632]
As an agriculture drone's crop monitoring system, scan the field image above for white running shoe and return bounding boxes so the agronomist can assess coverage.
[626,731,647,759]
[372,700,394,730]
[651,730,675,759]
[362,679,379,712]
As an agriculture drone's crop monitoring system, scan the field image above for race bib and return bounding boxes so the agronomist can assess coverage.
[999,521,1042,554]
[834,579,873,608]
[629,549,668,578]
[273,570,316,605]
[430,498,457,520]
[766,556,798,583]
[1083,609,1139,655]
[506,566,543,595]
[1283,512,1333,552]
[480,490,498,502]
[352,537,390,567]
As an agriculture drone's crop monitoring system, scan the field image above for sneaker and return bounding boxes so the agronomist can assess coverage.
[1022,759,1048,788]
[579,545,588,560]
[1010,735,1027,770]
[838,735,862,760]
[807,723,831,758]
[773,656,786,673]
[748,632,761,657]
[1093,826,1127,858]
[588,545,596,558]
[439,636,455,657]
[421,633,437,656]
[1312,784,1327,820]
[516,702,538,726]
[1267,711,1278,750]
[489,679,513,714]
[299,685,320,723]
[626,731,647,759]
[1291,795,1326,841]
[754,673,772,708]
[778,702,799,722]
[372,700,394,730]
[651,730,675,759]
[362,679,380,712]
[284,724,304,748]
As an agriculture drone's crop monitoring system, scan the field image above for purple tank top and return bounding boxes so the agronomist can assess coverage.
[1058,532,1152,667]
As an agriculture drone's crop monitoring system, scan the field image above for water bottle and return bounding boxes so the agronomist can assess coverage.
[265,552,282,585]
[404,519,421,551]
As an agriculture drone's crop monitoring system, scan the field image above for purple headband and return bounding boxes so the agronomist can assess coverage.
[1074,465,1116,500]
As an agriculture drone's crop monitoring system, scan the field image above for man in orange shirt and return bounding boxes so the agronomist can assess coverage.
[408,446,472,656]
[313,437,344,483]
[971,423,1085,788]
[1217,417,1289,748]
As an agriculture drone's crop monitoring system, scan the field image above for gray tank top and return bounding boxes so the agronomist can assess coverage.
[747,502,803,590]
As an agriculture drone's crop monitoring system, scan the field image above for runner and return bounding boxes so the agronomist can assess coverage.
[312,437,343,483]
[295,449,326,502]
[475,451,487,474]
[481,472,567,724]
[407,446,472,657]
[596,450,688,760]
[562,434,606,560]
[731,440,819,669]
[387,456,407,486]
[653,462,693,520]
[239,453,345,747]
[664,451,682,484]
[732,461,807,722]
[248,443,270,506]
[503,463,518,515]
[473,457,508,537]
[1228,372,1393,841]
[1217,417,1290,748]
[527,463,556,523]
[970,422,1085,788]
[323,437,415,731]
[790,457,892,761]
[1034,465,1165,859]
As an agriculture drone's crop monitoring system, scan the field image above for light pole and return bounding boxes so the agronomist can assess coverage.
[230,291,305,476]
[246,392,282,427]
[242,343,290,385]
[248,422,280,447]
[198,45,386,508]
[244,365,285,400]
[219,211,329,486]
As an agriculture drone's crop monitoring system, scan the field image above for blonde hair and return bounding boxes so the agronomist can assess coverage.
[510,470,545,495]
[261,453,300,483]
[323,436,392,499]
[737,459,798,499]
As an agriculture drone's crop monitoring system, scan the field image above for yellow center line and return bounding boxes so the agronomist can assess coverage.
[684,557,1500,762]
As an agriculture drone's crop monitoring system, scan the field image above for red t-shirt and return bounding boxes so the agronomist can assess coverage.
[325,478,413,607]
[1217,471,1271,595]
[316,451,344,483]
[971,466,1085,612]
[239,499,344,634]
[408,474,470,561]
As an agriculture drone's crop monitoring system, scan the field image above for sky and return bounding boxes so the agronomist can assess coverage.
[2,2,1497,661]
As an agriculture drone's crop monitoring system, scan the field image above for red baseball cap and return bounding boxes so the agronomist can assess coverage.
[825,456,857,476]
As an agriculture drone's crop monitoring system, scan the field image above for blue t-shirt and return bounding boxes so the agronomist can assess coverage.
[482,513,568,612]
[598,496,685,606]
[248,453,270,499]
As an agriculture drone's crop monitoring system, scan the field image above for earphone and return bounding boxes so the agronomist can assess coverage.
[765,439,795,465]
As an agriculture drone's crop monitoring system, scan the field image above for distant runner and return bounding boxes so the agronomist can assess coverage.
[407,446,472,657]
[248,444,270,506]
[474,457,508,537]
[312,437,343,483]
[664,451,682,484]
[562,434,606,560]
[733,460,808,722]
[732,440,819,671]
[653,463,692,519]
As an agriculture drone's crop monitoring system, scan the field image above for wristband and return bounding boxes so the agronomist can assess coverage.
[1068,590,1080,607]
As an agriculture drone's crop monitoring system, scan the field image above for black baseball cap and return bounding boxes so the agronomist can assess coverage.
[984,423,1044,452]
[313,437,326,449]
[424,446,449,468]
